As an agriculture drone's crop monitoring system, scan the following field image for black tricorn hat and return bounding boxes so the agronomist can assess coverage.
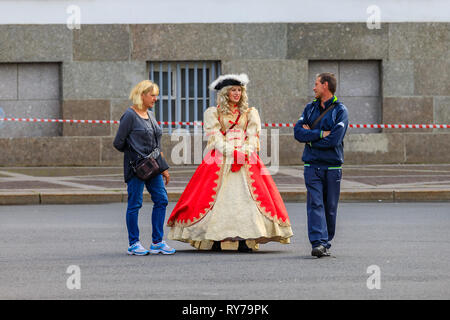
[209,73,249,91]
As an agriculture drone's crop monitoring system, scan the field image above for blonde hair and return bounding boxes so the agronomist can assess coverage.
[129,80,159,110]
[216,85,249,115]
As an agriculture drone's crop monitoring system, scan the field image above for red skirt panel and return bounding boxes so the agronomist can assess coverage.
[167,150,223,227]
[245,152,290,226]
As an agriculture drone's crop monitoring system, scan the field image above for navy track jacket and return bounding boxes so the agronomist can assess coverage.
[294,96,349,166]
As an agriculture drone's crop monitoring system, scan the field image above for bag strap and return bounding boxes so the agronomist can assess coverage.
[147,111,160,148]
[128,111,159,162]
[310,102,337,130]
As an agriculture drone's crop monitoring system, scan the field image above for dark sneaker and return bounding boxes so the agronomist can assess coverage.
[238,240,252,253]
[211,241,222,251]
[311,245,330,258]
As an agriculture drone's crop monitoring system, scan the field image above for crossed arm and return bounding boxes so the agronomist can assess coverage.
[301,124,330,137]
[294,108,348,149]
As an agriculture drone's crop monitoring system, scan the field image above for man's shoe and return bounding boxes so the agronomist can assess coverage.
[311,245,330,258]
[127,241,150,256]
[150,241,176,255]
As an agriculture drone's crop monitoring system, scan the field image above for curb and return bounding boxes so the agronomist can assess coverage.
[40,191,124,204]
[392,189,450,202]
[1,189,450,205]
[0,192,41,205]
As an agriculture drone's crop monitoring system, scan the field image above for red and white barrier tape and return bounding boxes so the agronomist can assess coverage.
[0,117,120,124]
[350,124,450,129]
[0,117,449,129]
[263,123,450,129]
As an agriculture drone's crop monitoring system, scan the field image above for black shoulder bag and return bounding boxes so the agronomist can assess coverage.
[129,116,169,181]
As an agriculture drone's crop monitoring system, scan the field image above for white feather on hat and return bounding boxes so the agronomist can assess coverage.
[209,73,249,91]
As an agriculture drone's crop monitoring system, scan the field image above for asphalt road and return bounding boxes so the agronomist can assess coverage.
[0,202,449,300]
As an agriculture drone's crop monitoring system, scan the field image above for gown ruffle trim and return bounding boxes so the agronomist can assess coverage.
[187,237,291,251]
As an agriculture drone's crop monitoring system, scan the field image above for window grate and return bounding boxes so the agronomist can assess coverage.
[149,61,221,133]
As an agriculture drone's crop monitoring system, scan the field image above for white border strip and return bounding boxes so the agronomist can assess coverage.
[0,0,449,24]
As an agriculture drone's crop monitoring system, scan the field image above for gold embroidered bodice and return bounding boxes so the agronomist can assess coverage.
[204,106,261,158]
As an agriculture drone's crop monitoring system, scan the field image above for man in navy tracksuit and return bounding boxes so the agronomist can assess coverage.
[294,73,348,258]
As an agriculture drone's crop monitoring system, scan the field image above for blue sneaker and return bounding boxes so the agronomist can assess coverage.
[150,241,176,255]
[127,241,150,256]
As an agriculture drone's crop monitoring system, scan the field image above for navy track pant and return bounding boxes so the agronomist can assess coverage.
[304,165,342,249]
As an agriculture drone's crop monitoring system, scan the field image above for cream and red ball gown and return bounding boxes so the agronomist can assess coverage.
[167,105,293,250]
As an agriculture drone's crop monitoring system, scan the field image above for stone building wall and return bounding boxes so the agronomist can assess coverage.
[0,23,448,166]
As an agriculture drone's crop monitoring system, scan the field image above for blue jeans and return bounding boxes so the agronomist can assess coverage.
[304,165,342,249]
[126,174,168,246]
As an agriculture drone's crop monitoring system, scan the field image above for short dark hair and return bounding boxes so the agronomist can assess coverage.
[317,72,337,95]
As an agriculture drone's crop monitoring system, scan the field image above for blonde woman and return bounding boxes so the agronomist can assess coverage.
[114,80,175,256]
[167,74,293,252]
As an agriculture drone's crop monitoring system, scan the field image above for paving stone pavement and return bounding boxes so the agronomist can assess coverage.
[0,164,450,204]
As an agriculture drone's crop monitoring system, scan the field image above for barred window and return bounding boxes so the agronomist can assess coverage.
[149,61,221,133]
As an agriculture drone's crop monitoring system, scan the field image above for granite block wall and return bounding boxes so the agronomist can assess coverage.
[0,22,448,166]
[0,62,62,137]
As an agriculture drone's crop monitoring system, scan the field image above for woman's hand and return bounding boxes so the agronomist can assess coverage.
[162,170,170,185]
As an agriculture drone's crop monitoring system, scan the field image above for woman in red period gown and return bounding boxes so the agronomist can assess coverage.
[167,74,293,252]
